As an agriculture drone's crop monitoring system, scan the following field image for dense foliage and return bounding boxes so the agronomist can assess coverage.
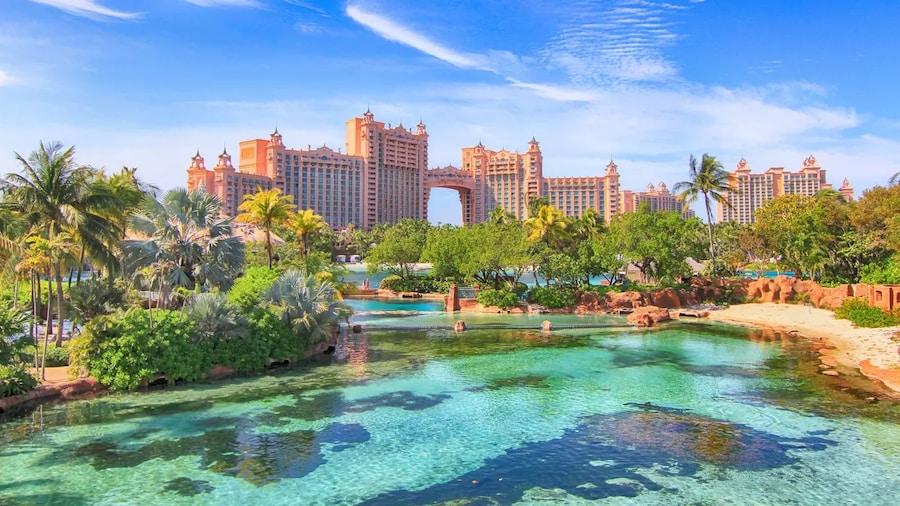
[0,365,38,398]
[528,286,576,309]
[379,275,451,294]
[834,299,900,328]
[70,310,206,391]
[476,288,521,309]
[227,266,283,311]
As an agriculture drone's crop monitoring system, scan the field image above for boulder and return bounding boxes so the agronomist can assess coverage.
[650,287,682,309]
[608,291,643,310]
[627,306,671,327]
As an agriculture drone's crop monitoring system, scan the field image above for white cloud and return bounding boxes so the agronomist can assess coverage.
[346,4,492,71]
[0,70,10,86]
[181,0,262,7]
[28,0,141,20]
[505,79,597,102]
[541,0,697,83]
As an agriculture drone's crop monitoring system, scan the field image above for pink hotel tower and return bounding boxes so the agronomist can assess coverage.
[187,110,849,228]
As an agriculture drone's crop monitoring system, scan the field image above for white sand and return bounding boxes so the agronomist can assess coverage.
[708,303,900,371]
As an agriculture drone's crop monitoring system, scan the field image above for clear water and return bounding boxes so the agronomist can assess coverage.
[2,300,900,505]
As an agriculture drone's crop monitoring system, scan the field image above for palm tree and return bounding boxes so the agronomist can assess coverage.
[524,204,571,249]
[263,269,351,346]
[489,207,517,225]
[183,292,249,343]
[1,141,120,347]
[890,171,899,187]
[237,187,295,269]
[292,209,326,258]
[674,154,732,276]
[572,207,604,244]
[121,188,244,308]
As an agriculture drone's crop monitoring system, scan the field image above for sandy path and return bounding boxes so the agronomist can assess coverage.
[707,303,900,392]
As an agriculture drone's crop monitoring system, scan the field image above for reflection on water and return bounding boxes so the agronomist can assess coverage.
[2,304,900,505]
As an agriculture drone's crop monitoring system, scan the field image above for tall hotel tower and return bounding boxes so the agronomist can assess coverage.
[186,110,428,229]
[453,139,621,223]
[717,155,854,224]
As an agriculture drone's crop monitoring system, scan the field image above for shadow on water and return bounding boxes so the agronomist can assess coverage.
[261,390,453,423]
[0,479,89,505]
[67,420,370,486]
[360,409,836,505]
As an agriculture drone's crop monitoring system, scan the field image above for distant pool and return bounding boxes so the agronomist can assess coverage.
[2,309,899,504]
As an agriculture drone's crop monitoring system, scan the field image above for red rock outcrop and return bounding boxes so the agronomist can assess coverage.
[627,306,672,327]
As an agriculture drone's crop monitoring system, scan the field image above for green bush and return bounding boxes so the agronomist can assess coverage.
[70,310,207,391]
[476,288,521,309]
[379,275,450,293]
[528,286,576,309]
[834,298,900,328]
[228,267,282,311]
[0,364,38,398]
[208,308,299,373]
[860,255,900,284]
[19,344,70,367]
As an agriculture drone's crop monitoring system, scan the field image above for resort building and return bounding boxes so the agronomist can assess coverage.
[620,182,694,218]
[186,110,428,229]
[431,140,620,225]
[717,156,854,224]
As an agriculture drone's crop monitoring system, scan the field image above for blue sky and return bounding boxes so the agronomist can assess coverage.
[2,0,899,225]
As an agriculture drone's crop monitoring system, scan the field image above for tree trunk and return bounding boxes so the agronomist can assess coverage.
[704,193,716,276]
[266,227,273,269]
[42,268,53,380]
[76,246,85,284]
[13,277,18,306]
[54,262,65,347]
[30,272,38,369]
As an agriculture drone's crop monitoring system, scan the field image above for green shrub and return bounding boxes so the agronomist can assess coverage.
[834,298,900,328]
[860,255,900,284]
[19,344,70,367]
[379,275,450,293]
[70,310,207,391]
[476,289,521,309]
[207,308,299,373]
[0,364,38,398]
[529,286,576,309]
[228,267,282,311]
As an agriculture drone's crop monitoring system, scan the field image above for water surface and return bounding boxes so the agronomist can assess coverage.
[2,300,899,505]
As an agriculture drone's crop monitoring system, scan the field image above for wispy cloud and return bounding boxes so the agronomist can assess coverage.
[28,0,141,20]
[505,79,596,102]
[345,3,591,103]
[181,0,263,7]
[541,0,698,83]
[0,70,10,86]
[346,3,491,71]
[284,0,328,16]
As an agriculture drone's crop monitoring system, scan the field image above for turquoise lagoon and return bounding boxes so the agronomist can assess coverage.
[2,299,900,505]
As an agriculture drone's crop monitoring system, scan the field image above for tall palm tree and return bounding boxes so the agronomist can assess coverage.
[890,171,900,187]
[489,207,517,226]
[121,188,244,307]
[1,141,120,346]
[292,209,326,258]
[524,204,571,249]
[674,154,732,276]
[237,187,295,269]
[263,269,351,346]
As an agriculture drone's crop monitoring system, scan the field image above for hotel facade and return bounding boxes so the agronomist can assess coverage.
[620,181,694,218]
[188,111,848,229]
[187,109,428,230]
[717,156,854,224]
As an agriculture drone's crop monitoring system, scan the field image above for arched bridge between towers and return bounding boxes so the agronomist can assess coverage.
[425,166,476,225]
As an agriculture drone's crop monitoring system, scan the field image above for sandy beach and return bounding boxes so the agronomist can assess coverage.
[708,303,900,393]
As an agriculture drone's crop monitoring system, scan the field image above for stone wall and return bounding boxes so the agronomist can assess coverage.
[573,276,878,313]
